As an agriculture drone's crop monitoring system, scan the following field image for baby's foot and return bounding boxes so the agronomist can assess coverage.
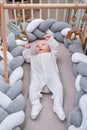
[53,106,65,121]
[31,104,42,119]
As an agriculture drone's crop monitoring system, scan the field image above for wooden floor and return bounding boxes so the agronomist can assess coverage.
[21,43,76,130]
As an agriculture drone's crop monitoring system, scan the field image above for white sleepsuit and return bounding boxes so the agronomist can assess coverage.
[22,37,65,120]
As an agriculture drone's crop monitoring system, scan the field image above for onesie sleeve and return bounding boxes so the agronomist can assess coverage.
[48,37,59,59]
[22,48,31,63]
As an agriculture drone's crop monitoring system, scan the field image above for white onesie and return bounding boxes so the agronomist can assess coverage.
[22,37,65,121]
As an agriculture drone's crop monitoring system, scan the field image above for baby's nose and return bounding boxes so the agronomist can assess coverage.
[39,46,42,48]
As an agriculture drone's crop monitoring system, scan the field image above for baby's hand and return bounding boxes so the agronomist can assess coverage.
[44,34,52,40]
[25,43,32,49]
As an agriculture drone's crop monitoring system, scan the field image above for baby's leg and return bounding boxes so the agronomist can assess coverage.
[48,79,65,121]
[29,82,43,119]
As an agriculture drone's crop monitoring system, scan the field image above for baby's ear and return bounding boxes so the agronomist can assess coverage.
[49,48,51,52]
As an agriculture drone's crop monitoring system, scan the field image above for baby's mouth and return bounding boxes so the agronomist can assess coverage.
[39,49,43,51]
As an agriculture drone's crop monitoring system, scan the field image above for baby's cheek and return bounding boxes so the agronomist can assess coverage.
[36,49,39,54]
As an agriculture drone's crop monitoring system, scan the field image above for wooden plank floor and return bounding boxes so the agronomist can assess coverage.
[21,43,76,130]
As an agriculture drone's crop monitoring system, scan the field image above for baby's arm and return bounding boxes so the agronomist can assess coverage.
[25,43,32,49]
[45,35,59,59]
[44,34,52,40]
[22,43,32,63]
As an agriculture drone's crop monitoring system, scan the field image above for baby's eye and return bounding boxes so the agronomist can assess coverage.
[42,44,45,46]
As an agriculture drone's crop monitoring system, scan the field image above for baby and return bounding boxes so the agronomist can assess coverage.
[23,35,65,121]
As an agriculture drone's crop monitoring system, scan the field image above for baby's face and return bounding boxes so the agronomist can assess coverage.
[36,40,51,54]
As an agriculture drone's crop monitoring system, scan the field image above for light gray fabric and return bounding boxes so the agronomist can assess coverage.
[68,106,82,127]
[0,82,11,93]
[73,39,82,45]
[7,33,17,51]
[7,19,73,45]
[70,39,83,52]
[39,19,56,32]
[68,94,87,130]
[80,76,87,93]
[26,19,44,33]
[72,63,78,77]
[6,94,25,114]
[76,62,87,76]
[0,111,25,130]
[33,29,46,38]
[6,80,23,100]
[0,75,4,82]
[64,37,73,48]
[13,127,20,130]
[0,106,8,123]
[8,56,24,71]
[27,32,37,42]
[50,21,71,32]
[11,46,24,57]
[69,43,83,54]
[0,60,12,76]
[55,32,64,42]
[75,89,85,106]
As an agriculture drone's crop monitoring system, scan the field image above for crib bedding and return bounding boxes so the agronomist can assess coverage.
[21,42,76,130]
[0,19,86,130]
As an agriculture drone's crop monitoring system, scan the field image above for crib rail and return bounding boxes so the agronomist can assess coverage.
[3,3,87,9]
[0,1,87,83]
[4,2,87,22]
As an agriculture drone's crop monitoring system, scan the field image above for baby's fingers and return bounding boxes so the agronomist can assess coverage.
[44,34,51,39]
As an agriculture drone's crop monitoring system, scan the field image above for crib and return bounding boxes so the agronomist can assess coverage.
[0,1,87,130]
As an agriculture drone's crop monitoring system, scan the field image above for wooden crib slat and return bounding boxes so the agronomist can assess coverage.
[0,2,9,83]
